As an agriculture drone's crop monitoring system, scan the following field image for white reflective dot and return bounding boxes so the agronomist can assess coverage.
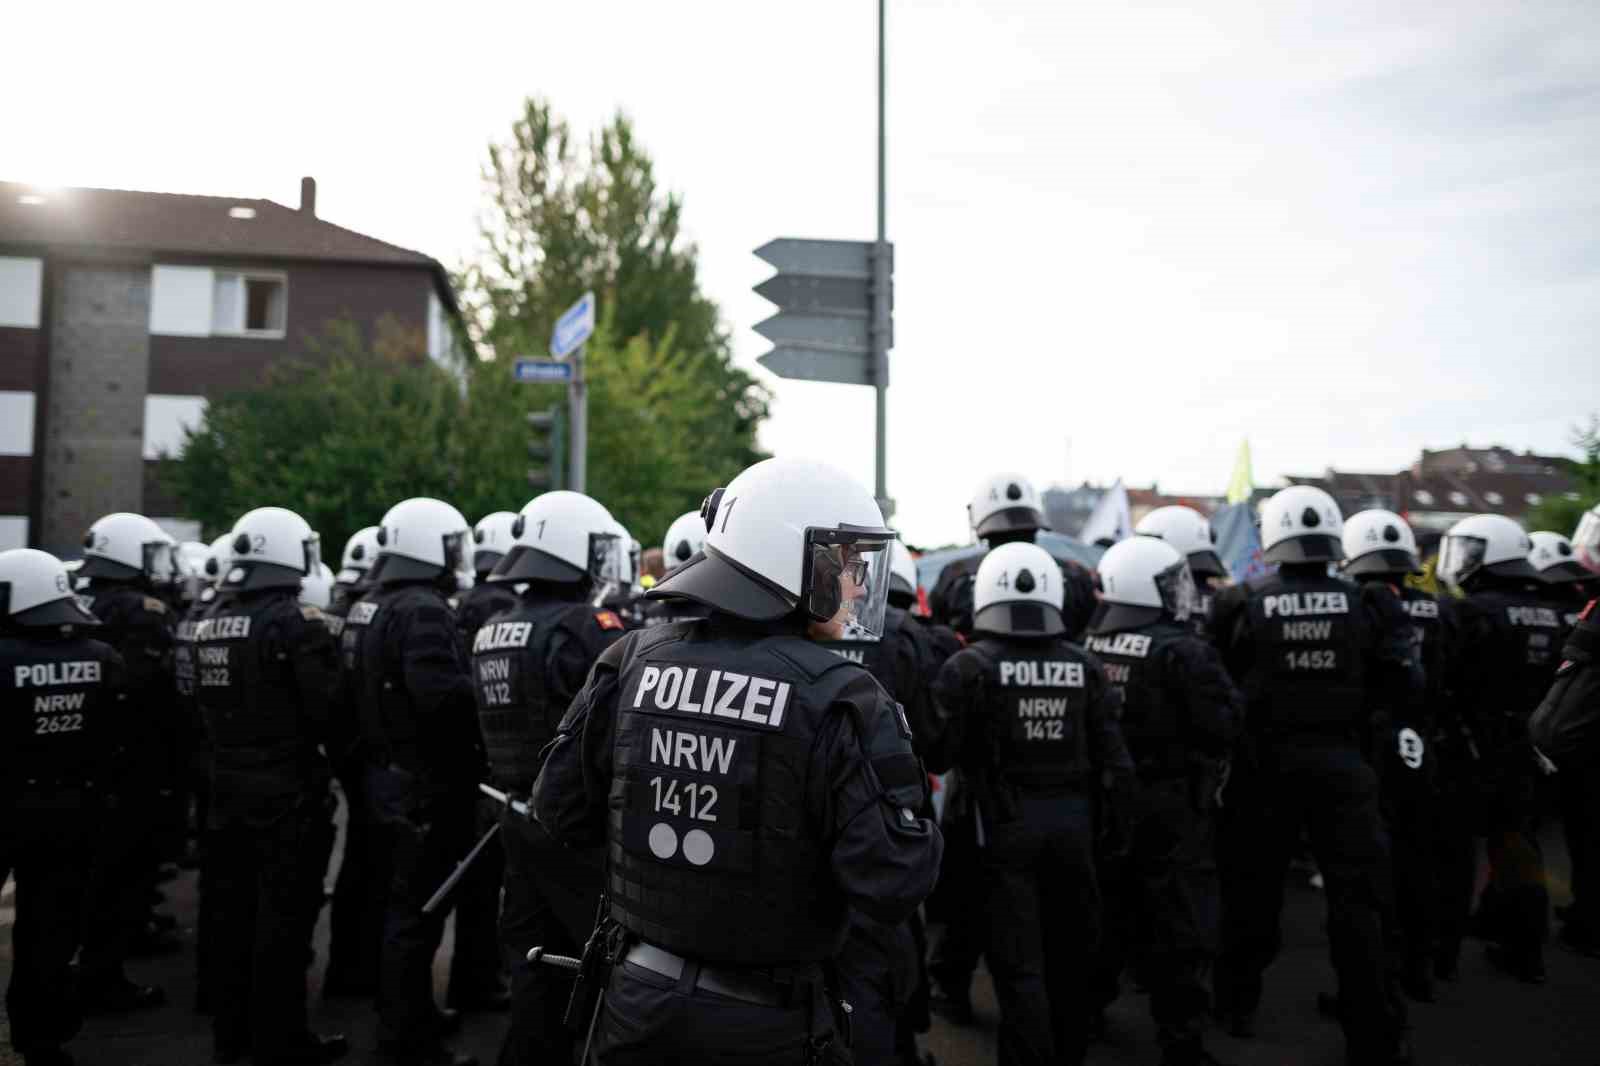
[682,829,715,867]
[648,822,678,860]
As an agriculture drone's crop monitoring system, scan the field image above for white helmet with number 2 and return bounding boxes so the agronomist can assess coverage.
[79,512,175,583]
[650,457,896,637]
[226,506,321,590]
[1259,486,1344,565]
[973,541,1064,636]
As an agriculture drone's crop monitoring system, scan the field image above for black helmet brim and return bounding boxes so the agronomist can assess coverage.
[1342,549,1422,577]
[973,600,1065,637]
[1263,534,1342,566]
[1186,550,1227,579]
[1483,558,1541,582]
[14,597,100,627]
[1086,600,1164,635]
[489,545,584,584]
[646,548,796,622]
[224,561,304,592]
[77,555,142,582]
[975,506,1047,540]
[372,553,448,585]
[1537,560,1594,584]
[473,549,505,577]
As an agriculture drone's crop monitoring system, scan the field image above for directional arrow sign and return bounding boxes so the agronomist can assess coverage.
[757,345,874,387]
[550,291,595,358]
[513,358,573,383]
[754,238,882,279]
[754,274,874,316]
[754,311,872,352]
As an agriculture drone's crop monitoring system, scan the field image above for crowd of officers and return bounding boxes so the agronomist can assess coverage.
[1,458,1597,1066]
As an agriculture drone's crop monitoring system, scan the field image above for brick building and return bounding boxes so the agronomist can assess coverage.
[0,178,459,553]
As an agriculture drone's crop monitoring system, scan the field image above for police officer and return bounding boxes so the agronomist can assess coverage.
[641,510,712,628]
[194,507,346,1065]
[472,490,629,1065]
[323,524,386,999]
[931,540,1132,1065]
[1437,514,1560,983]
[353,498,481,1066]
[457,512,520,642]
[74,512,177,1012]
[1530,531,1598,628]
[1134,505,1229,640]
[0,549,124,1066]
[1341,510,1443,1001]
[1211,486,1415,1064]
[532,457,942,1064]
[1085,536,1239,1066]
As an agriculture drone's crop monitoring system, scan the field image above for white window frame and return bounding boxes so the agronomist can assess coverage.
[212,270,288,339]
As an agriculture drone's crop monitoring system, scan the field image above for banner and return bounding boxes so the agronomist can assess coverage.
[1079,479,1132,546]
[1213,500,1272,582]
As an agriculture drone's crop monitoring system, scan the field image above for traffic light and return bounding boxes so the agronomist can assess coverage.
[527,405,566,491]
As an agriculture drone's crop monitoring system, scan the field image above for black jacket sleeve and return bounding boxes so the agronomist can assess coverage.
[531,637,628,846]
[1211,583,1254,685]
[926,650,984,775]
[282,603,340,743]
[1167,634,1242,757]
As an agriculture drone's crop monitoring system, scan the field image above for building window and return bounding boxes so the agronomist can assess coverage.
[0,392,35,456]
[1449,491,1469,506]
[143,394,208,460]
[1484,491,1503,505]
[1526,493,1542,506]
[212,272,286,336]
[1413,490,1434,506]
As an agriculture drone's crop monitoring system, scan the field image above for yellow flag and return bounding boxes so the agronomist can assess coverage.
[1225,440,1254,505]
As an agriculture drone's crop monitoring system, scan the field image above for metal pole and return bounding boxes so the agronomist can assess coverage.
[569,343,587,493]
[873,0,891,518]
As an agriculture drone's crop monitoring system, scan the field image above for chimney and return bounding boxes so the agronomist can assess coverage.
[299,176,317,217]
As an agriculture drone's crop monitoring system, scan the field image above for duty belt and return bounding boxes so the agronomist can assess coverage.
[623,942,811,1008]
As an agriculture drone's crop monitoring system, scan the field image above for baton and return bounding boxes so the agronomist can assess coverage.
[479,782,531,817]
[421,819,502,915]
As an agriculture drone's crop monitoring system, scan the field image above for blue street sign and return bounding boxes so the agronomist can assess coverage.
[550,291,596,358]
[513,358,573,383]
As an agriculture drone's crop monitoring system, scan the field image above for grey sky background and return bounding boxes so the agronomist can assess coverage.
[5,1,1597,546]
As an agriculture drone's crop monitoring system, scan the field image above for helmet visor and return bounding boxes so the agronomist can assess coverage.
[590,532,627,586]
[143,541,177,584]
[1154,560,1197,622]
[804,529,894,640]
[1575,511,1600,575]
[442,530,471,585]
[1437,534,1487,589]
[304,534,322,575]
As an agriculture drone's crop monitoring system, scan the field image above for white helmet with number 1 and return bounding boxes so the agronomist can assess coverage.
[1259,486,1344,565]
[491,491,620,586]
[374,498,472,587]
[973,541,1064,636]
[1090,536,1195,633]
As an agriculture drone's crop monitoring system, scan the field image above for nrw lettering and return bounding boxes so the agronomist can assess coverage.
[649,727,738,775]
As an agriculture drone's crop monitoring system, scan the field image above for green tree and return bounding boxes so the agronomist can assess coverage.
[1526,415,1600,534]
[457,97,769,546]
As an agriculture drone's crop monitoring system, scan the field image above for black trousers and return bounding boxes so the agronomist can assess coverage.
[1430,751,1479,971]
[1379,741,1437,974]
[79,787,160,989]
[836,911,919,1066]
[367,765,475,1046]
[1,794,93,1055]
[927,772,984,998]
[594,957,845,1066]
[207,798,322,1061]
[1480,757,1548,966]
[447,794,506,1007]
[1561,770,1600,939]
[495,809,604,1066]
[326,762,387,995]
[1094,778,1216,1050]
[1218,741,1405,1061]
[983,792,1099,1066]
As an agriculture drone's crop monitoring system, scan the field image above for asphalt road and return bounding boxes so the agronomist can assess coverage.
[4,816,1599,1066]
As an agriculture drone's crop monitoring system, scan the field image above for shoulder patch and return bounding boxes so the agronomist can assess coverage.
[595,609,624,631]
[300,605,325,622]
[143,596,169,614]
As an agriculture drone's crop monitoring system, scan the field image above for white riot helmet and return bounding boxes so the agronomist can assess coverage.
[1573,505,1600,576]
[973,541,1065,636]
[300,562,336,610]
[651,457,896,637]
[224,506,321,590]
[491,490,621,586]
[79,512,176,584]
[1528,531,1591,584]
[1340,509,1421,577]
[175,541,209,580]
[472,512,519,576]
[1089,536,1195,634]
[968,472,1048,541]
[888,539,918,606]
[661,510,707,573]
[374,498,472,587]
[337,526,380,585]
[1259,485,1344,565]
[203,534,233,584]
[1135,505,1224,579]
[0,548,99,627]
[1438,513,1536,589]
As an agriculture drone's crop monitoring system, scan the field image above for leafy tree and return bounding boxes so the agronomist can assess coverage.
[1526,415,1600,535]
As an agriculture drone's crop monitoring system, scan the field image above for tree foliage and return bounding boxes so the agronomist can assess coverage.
[1526,414,1600,534]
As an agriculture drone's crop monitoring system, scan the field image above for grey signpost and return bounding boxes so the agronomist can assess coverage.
[549,291,596,493]
[753,1,895,518]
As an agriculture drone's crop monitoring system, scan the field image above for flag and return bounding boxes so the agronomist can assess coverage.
[1080,479,1132,546]
[1225,440,1254,505]
[1213,501,1272,582]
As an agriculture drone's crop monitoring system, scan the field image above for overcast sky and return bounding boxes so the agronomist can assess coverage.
[6,0,1597,545]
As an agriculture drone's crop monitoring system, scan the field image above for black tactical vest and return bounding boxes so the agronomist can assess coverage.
[193,592,306,793]
[606,622,863,966]
[471,598,579,791]
[1,632,117,789]
[1461,585,1563,739]
[1084,622,1189,773]
[174,604,202,705]
[962,637,1091,791]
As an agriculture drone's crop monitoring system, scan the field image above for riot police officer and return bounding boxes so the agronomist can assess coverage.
[928,472,1048,636]
[472,490,629,1064]
[1530,530,1598,628]
[532,457,942,1065]
[331,526,380,617]
[194,507,346,1065]
[187,532,235,1014]
[353,498,482,1066]
[1211,486,1416,1064]
[456,512,520,642]
[1438,514,1561,983]
[641,510,712,628]
[74,511,177,1012]
[0,549,124,1066]
[1341,510,1443,1001]
[1134,505,1229,640]
[931,540,1132,1065]
[1085,536,1239,1066]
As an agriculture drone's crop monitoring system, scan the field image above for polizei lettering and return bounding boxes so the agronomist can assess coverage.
[473,621,534,653]
[998,660,1085,687]
[630,665,792,730]
[192,615,252,641]
[828,646,866,664]
[649,727,738,775]
[1506,606,1560,628]
[1402,599,1439,620]
[14,661,102,687]
[1085,633,1152,658]
[1262,592,1349,618]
